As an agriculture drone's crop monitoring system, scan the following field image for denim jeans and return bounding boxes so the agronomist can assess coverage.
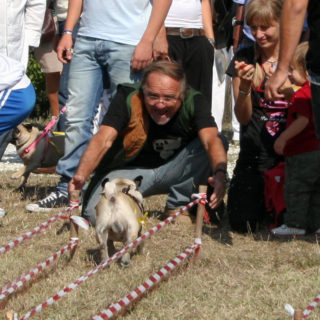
[57,21,79,132]
[56,36,141,194]
[308,70,320,139]
[82,138,211,226]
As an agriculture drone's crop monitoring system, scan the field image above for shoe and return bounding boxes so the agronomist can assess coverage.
[25,191,68,212]
[271,224,305,237]
[0,208,7,218]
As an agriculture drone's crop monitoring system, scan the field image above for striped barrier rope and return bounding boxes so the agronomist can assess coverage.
[0,203,80,256]
[0,238,78,300]
[20,195,206,320]
[90,242,201,320]
[285,293,320,319]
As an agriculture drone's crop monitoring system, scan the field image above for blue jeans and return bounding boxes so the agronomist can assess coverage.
[57,21,79,132]
[56,36,141,194]
[309,70,320,139]
[82,138,211,226]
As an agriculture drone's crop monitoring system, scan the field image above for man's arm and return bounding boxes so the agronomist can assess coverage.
[265,0,308,100]
[233,3,245,53]
[24,0,46,48]
[131,0,172,70]
[198,127,227,209]
[68,126,118,193]
[56,0,83,63]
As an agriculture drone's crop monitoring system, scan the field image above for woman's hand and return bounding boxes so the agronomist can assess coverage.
[234,60,255,82]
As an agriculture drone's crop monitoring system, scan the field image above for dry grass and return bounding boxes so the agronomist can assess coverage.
[0,171,320,320]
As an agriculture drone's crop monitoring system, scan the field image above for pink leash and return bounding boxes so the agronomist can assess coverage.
[20,106,66,157]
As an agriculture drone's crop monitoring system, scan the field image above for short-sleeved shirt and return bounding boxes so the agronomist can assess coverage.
[101,84,216,168]
[284,81,320,156]
[226,46,288,171]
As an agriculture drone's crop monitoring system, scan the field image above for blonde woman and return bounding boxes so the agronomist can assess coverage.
[226,0,291,232]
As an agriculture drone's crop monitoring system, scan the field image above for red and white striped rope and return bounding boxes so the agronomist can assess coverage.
[20,196,205,320]
[302,294,320,319]
[90,242,201,320]
[0,238,78,300]
[0,203,79,256]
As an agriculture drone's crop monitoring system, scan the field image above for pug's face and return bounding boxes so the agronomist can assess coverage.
[12,123,40,147]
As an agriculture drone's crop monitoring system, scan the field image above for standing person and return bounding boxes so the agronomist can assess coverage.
[67,60,227,225]
[155,0,215,103]
[34,0,63,117]
[0,0,45,160]
[226,0,291,233]
[26,0,172,212]
[271,42,320,236]
[265,0,320,141]
[232,0,255,53]
[0,0,45,216]
[210,0,240,142]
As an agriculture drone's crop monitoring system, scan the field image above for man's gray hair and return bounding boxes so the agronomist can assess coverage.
[141,60,187,99]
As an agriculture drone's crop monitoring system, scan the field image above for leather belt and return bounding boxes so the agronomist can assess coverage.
[165,27,205,38]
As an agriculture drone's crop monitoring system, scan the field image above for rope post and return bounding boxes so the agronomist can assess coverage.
[69,190,80,259]
[194,185,207,259]
[294,309,303,320]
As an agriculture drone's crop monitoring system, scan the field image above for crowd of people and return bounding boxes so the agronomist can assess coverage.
[0,0,319,236]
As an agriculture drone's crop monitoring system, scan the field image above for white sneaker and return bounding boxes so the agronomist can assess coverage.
[271,224,305,237]
[25,191,68,212]
[0,208,7,218]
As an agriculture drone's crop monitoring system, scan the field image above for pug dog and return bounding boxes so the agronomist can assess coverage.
[95,176,144,267]
[11,123,64,188]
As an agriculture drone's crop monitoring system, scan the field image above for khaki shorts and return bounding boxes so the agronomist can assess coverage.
[34,18,63,73]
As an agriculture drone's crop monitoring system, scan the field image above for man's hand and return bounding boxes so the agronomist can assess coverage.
[265,69,287,101]
[131,39,153,71]
[57,34,74,63]
[207,174,226,209]
[68,174,86,194]
[152,28,169,61]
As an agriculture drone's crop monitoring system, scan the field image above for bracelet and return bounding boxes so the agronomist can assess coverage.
[239,89,251,96]
[208,38,215,46]
[214,169,227,175]
[63,30,73,35]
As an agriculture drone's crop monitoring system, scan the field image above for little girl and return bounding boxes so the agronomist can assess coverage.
[271,42,320,236]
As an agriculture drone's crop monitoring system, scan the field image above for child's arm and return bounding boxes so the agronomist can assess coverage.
[274,113,309,155]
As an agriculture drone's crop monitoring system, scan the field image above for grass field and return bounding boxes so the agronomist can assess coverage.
[0,169,320,320]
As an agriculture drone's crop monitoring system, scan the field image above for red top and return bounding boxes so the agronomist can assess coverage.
[284,81,320,156]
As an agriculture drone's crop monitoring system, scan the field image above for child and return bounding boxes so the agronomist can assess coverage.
[271,42,320,236]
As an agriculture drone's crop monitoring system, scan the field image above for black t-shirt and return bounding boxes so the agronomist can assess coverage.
[307,0,320,73]
[226,46,288,172]
[101,85,217,168]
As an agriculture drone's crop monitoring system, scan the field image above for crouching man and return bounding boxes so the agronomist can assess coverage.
[69,60,227,225]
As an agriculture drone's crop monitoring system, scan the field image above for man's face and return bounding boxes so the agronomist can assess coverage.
[143,72,182,125]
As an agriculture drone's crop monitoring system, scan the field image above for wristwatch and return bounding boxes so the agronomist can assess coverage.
[232,17,244,27]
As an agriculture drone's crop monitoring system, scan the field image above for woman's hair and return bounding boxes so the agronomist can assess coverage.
[292,41,308,74]
[245,0,284,87]
[246,0,283,27]
[141,60,187,99]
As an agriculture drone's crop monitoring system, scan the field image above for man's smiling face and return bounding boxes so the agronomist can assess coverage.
[143,71,182,125]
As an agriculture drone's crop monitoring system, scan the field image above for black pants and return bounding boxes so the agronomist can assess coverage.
[227,165,266,233]
[167,35,214,103]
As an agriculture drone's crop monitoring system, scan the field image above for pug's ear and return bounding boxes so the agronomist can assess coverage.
[134,176,143,188]
[101,178,109,188]
[23,123,33,132]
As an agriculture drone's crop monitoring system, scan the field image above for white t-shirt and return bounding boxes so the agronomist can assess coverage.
[165,0,203,29]
[78,0,152,46]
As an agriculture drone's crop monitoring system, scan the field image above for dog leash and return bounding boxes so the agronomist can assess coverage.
[20,106,66,157]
